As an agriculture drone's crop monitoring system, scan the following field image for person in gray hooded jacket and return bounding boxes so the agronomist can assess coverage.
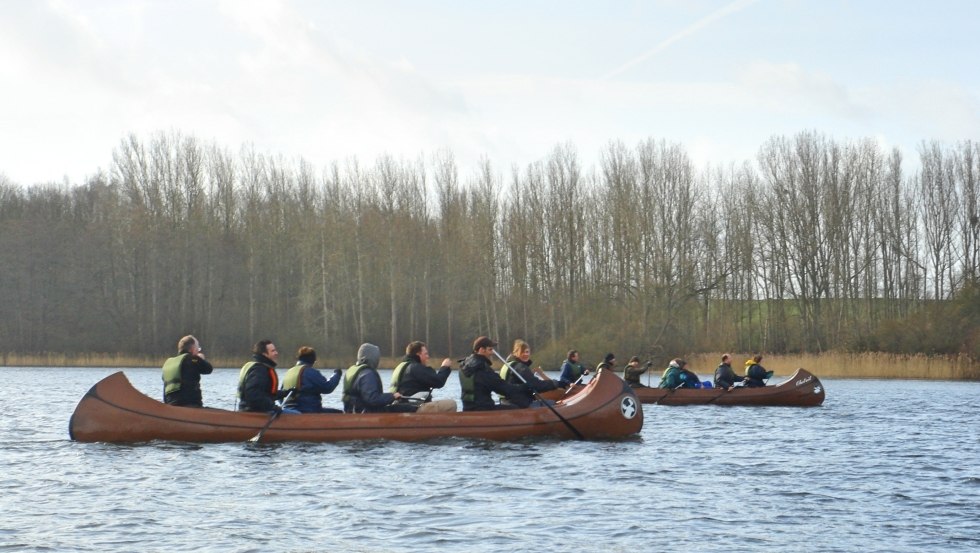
[342,343,414,413]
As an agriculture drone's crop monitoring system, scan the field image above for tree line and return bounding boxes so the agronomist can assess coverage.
[1,131,979,365]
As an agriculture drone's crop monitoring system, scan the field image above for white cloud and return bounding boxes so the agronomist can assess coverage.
[0,1,976,187]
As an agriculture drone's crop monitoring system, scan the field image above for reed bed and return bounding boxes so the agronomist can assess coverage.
[685,352,980,381]
[2,351,979,380]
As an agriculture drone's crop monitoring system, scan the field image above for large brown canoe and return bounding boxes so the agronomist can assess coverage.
[68,368,643,443]
[629,368,825,407]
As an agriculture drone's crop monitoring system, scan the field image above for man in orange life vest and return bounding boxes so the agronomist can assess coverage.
[238,339,292,412]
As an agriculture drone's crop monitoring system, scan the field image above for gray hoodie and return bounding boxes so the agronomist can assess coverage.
[357,343,380,370]
[345,343,394,412]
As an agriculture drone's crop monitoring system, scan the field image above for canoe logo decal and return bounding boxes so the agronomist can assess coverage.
[813,385,822,394]
[796,375,813,387]
[620,396,638,419]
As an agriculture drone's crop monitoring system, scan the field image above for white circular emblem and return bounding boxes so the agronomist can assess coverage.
[620,396,638,419]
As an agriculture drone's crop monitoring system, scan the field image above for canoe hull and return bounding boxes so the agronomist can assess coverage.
[632,368,825,406]
[69,368,643,443]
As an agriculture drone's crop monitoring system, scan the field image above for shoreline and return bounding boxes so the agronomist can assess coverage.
[2,351,978,381]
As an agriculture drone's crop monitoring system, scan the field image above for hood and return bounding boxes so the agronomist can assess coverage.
[357,343,380,370]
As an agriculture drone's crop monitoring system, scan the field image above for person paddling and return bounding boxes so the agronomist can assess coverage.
[743,354,773,387]
[624,356,653,388]
[714,353,744,389]
[162,334,213,407]
[499,339,565,407]
[658,358,701,389]
[459,336,529,411]
[558,349,589,386]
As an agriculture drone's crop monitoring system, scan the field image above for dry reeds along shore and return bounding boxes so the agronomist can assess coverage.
[3,351,979,380]
[685,352,980,381]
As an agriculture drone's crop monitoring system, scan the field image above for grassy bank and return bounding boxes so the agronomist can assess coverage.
[2,351,979,380]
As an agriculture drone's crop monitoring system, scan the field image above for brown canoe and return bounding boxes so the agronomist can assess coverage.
[630,368,825,406]
[68,368,643,443]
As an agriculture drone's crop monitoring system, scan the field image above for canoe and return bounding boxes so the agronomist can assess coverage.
[68,368,643,443]
[630,368,825,406]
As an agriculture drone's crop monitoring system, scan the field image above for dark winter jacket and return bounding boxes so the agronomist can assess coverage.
[393,354,452,397]
[459,353,528,411]
[500,355,561,405]
[162,352,214,407]
[713,362,744,389]
[238,354,285,412]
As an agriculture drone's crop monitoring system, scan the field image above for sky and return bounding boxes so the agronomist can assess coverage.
[1,0,978,186]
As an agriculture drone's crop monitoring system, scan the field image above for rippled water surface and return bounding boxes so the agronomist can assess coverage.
[1,367,978,552]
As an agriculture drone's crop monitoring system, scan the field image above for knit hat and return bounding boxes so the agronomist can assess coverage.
[604,353,616,363]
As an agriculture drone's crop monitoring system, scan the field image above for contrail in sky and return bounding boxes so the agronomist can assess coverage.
[601,0,761,80]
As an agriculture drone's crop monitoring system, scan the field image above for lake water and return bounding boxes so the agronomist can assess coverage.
[1,367,978,552]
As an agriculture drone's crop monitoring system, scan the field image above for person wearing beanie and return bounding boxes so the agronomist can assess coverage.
[280,346,343,413]
[162,334,214,407]
[596,353,616,371]
[623,355,653,388]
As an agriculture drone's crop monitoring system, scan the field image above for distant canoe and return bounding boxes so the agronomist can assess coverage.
[630,368,825,407]
[68,368,643,443]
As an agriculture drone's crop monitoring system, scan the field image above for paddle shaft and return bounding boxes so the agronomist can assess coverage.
[249,389,294,443]
[563,370,588,397]
[492,349,584,440]
[654,383,685,405]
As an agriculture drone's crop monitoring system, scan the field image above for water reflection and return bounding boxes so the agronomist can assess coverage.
[1,368,980,551]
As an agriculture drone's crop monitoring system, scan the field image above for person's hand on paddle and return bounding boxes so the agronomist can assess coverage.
[392,392,403,400]
[333,368,342,376]
[440,358,452,369]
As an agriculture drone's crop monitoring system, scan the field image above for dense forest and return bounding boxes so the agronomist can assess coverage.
[2,131,979,364]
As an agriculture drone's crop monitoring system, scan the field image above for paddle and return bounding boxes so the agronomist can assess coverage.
[248,389,294,443]
[563,369,590,397]
[397,390,432,405]
[491,349,584,440]
[654,382,686,405]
